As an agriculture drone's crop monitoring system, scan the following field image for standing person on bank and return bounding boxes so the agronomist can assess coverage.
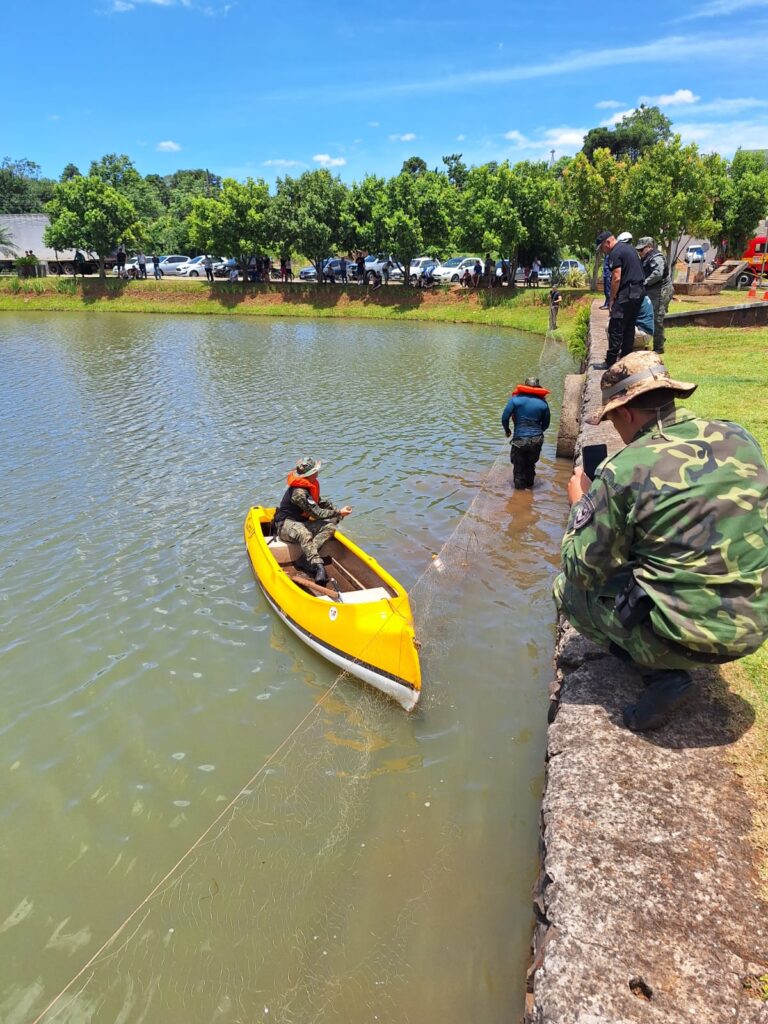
[501,377,551,490]
[635,237,672,354]
[554,351,768,731]
[203,254,214,283]
[549,286,562,331]
[273,457,352,584]
[596,231,645,369]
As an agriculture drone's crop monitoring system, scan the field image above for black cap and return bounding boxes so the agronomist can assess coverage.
[595,230,612,249]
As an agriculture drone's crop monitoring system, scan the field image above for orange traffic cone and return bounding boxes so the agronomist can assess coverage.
[748,285,757,298]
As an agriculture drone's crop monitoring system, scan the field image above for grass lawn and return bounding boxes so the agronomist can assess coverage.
[665,323,768,889]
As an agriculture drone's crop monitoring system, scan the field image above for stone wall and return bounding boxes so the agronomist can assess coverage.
[524,301,768,1023]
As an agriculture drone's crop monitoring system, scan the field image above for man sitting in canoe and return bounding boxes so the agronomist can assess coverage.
[273,457,352,584]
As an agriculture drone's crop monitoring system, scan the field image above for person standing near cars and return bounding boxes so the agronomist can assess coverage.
[203,255,214,283]
[595,231,645,369]
[530,257,541,288]
[356,254,365,285]
[340,256,348,284]
[137,251,147,279]
[548,286,562,331]
[635,237,672,354]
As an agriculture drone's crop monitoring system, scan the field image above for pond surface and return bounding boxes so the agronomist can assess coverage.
[0,312,574,1023]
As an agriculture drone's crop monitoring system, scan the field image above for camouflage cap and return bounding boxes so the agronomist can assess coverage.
[588,351,697,424]
[295,456,322,476]
[635,236,655,250]
[525,376,541,387]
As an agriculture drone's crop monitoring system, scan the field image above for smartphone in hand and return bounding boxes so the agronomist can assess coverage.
[582,443,608,480]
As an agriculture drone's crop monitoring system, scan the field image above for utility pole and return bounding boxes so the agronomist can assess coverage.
[549,149,555,169]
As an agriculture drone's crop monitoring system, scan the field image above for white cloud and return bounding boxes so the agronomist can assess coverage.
[156,140,182,152]
[388,132,417,142]
[677,0,768,19]
[368,121,380,127]
[600,107,636,126]
[109,0,231,11]
[643,88,700,106]
[312,154,346,167]
[504,129,530,145]
[263,158,301,168]
[456,134,466,141]
[680,96,768,116]
[595,99,623,109]
[47,114,61,121]
[542,127,587,150]
[675,117,768,155]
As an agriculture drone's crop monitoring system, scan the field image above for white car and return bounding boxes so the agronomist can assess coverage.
[360,255,404,283]
[432,256,481,283]
[409,256,441,284]
[156,254,192,276]
[684,245,706,264]
[178,255,221,277]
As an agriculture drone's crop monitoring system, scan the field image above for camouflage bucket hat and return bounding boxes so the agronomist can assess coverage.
[588,352,697,424]
[295,456,322,476]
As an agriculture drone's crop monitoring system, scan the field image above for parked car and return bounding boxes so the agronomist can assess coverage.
[300,257,360,282]
[684,245,706,264]
[432,256,480,283]
[178,255,222,277]
[557,259,587,278]
[156,254,192,276]
[214,258,240,279]
[514,265,553,285]
[359,254,404,283]
[409,256,441,284]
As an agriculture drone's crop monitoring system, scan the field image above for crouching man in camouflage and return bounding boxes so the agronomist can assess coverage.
[273,457,352,584]
[553,351,768,731]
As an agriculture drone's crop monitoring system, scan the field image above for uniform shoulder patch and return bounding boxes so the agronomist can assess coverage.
[573,494,596,530]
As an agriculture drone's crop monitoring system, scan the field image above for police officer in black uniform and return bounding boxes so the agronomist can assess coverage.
[595,231,646,368]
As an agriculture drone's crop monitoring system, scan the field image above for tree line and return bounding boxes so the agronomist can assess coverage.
[2,107,767,284]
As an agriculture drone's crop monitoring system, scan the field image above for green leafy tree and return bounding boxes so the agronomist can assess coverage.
[401,156,427,177]
[712,149,768,255]
[371,169,454,285]
[0,223,17,256]
[454,163,527,273]
[271,170,349,280]
[625,137,719,263]
[509,160,562,268]
[44,176,141,277]
[561,149,630,286]
[59,163,81,182]
[583,105,672,163]
[442,153,469,190]
[343,174,386,255]
[0,157,56,213]
[187,177,271,273]
[88,152,163,230]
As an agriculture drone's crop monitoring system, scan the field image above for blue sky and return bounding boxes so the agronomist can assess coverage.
[5,0,768,184]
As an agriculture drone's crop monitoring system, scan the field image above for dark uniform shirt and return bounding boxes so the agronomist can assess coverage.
[609,242,645,302]
[501,394,551,439]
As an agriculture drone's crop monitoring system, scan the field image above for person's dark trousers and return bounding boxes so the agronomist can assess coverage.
[647,288,664,353]
[606,296,643,366]
[510,435,544,489]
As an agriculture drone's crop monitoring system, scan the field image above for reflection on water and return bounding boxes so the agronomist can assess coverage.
[0,312,574,1023]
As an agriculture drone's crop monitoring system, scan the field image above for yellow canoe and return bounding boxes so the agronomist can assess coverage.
[244,506,422,710]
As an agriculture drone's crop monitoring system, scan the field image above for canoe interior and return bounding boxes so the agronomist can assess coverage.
[260,522,397,599]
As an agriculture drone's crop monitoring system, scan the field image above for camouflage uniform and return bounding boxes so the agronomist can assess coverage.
[278,488,342,566]
[637,240,672,354]
[554,392,768,669]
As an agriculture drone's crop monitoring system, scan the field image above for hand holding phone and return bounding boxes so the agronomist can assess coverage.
[582,443,608,480]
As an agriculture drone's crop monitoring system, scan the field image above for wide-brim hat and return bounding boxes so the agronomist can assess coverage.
[588,352,697,424]
[294,456,322,477]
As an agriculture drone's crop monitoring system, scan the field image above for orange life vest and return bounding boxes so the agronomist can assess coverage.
[510,384,550,399]
[286,471,320,512]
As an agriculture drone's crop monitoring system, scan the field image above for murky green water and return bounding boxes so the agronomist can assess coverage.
[0,312,573,1023]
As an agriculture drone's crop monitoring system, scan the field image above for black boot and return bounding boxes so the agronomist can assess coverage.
[294,557,314,575]
[314,562,327,584]
[622,670,695,731]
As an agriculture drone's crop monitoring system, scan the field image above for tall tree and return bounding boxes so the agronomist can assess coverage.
[371,169,453,285]
[625,137,719,263]
[60,163,81,182]
[442,153,469,191]
[454,163,527,274]
[44,176,141,277]
[271,170,349,281]
[88,152,163,228]
[187,177,271,273]
[583,105,672,163]
[0,157,56,213]
[712,148,768,255]
[561,149,630,285]
[401,156,427,177]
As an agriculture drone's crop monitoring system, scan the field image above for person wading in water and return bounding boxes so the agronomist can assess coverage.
[501,377,551,490]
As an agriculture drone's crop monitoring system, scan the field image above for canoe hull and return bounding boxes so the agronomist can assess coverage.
[244,507,421,710]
